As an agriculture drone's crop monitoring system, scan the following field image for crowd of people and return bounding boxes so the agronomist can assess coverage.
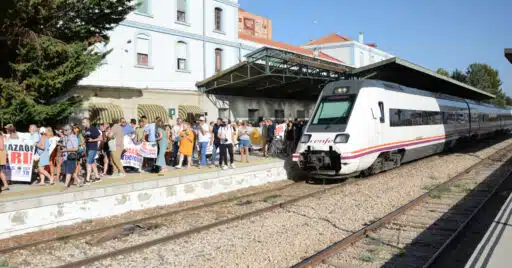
[0,116,306,192]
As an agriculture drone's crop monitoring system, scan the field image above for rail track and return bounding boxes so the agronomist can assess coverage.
[3,136,511,268]
[292,143,512,268]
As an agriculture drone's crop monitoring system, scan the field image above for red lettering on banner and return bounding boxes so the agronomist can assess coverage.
[10,152,22,164]
[23,152,30,165]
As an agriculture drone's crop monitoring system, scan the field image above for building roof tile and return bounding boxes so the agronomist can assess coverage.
[303,33,352,46]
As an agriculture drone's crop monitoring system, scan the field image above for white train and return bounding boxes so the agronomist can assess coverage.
[292,79,512,178]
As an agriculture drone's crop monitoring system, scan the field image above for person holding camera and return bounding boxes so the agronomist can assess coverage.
[217,118,236,170]
[60,125,80,190]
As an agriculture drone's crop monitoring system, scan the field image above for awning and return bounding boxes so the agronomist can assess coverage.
[137,104,168,123]
[196,47,352,100]
[178,105,202,120]
[506,48,512,64]
[350,57,494,100]
[89,103,124,125]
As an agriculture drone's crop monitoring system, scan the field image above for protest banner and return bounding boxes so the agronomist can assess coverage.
[274,123,287,138]
[3,139,35,182]
[139,141,158,158]
[120,136,144,169]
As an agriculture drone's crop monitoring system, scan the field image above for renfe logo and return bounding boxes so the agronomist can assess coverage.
[308,137,334,145]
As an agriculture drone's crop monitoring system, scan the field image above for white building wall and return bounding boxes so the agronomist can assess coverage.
[302,41,394,68]
[79,0,243,91]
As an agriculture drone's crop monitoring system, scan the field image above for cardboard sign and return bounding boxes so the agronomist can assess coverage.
[120,136,144,169]
[4,140,35,182]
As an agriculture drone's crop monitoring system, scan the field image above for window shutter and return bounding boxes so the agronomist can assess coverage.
[137,35,150,55]
[177,0,186,12]
[176,42,187,59]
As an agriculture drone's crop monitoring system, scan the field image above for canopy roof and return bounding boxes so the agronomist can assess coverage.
[506,48,512,64]
[350,57,494,100]
[196,47,352,100]
[197,47,494,101]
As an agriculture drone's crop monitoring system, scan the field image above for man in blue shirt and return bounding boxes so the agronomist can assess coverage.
[143,118,156,142]
[82,118,102,182]
[120,118,134,136]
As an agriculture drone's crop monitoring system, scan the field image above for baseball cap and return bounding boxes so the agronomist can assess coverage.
[39,127,46,134]
[199,116,205,121]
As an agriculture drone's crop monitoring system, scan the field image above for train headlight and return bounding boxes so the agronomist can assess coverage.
[299,134,311,143]
[334,134,350,143]
[333,87,349,94]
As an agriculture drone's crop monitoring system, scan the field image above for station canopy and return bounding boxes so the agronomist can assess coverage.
[350,57,494,100]
[506,48,512,64]
[196,47,353,100]
[197,47,495,101]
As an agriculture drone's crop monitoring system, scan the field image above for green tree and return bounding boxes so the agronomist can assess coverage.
[0,0,135,129]
[465,63,505,106]
[436,68,450,77]
[450,69,467,83]
[506,96,512,106]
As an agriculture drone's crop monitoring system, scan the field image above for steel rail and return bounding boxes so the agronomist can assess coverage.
[55,181,356,268]
[291,144,512,268]
[422,164,512,267]
[0,180,301,254]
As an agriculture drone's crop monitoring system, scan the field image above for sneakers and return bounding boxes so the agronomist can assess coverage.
[230,163,236,169]
[221,165,228,170]
[175,165,182,169]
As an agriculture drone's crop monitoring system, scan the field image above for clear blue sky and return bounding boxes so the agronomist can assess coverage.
[239,0,512,95]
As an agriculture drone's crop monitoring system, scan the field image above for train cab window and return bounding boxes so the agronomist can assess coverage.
[311,96,354,125]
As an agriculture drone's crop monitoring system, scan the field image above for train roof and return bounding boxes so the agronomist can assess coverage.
[350,57,495,101]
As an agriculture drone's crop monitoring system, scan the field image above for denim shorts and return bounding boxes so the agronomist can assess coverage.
[239,139,250,148]
[86,150,97,164]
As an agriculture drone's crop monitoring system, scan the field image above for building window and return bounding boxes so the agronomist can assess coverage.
[176,0,186,22]
[214,7,223,31]
[248,109,259,124]
[136,34,150,66]
[296,110,305,120]
[218,108,229,119]
[274,109,285,122]
[176,41,188,71]
[215,48,223,73]
[137,0,150,14]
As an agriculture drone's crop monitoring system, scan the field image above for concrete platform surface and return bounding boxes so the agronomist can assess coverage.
[465,191,512,268]
[0,154,294,239]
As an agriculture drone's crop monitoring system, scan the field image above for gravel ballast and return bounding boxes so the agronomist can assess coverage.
[4,137,512,268]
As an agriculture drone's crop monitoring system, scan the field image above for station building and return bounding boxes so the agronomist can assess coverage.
[72,0,392,125]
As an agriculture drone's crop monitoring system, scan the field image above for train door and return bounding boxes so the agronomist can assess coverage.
[369,100,385,148]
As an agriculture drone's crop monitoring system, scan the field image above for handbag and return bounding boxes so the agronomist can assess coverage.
[67,152,78,160]
[108,138,117,152]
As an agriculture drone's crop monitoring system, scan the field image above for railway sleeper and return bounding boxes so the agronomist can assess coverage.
[391,219,462,231]
[385,224,455,236]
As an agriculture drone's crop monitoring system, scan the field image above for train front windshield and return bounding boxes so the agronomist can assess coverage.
[309,95,355,131]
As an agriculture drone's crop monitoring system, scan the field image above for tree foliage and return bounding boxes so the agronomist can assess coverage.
[437,65,508,107]
[450,69,467,83]
[0,0,135,129]
[436,68,449,77]
[466,63,505,106]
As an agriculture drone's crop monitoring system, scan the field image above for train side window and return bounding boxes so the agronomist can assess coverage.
[378,102,385,123]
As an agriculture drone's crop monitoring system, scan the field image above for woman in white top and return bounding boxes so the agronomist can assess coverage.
[238,121,251,163]
[217,118,236,170]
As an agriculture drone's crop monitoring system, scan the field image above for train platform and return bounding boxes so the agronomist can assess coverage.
[465,190,512,268]
[0,154,298,239]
